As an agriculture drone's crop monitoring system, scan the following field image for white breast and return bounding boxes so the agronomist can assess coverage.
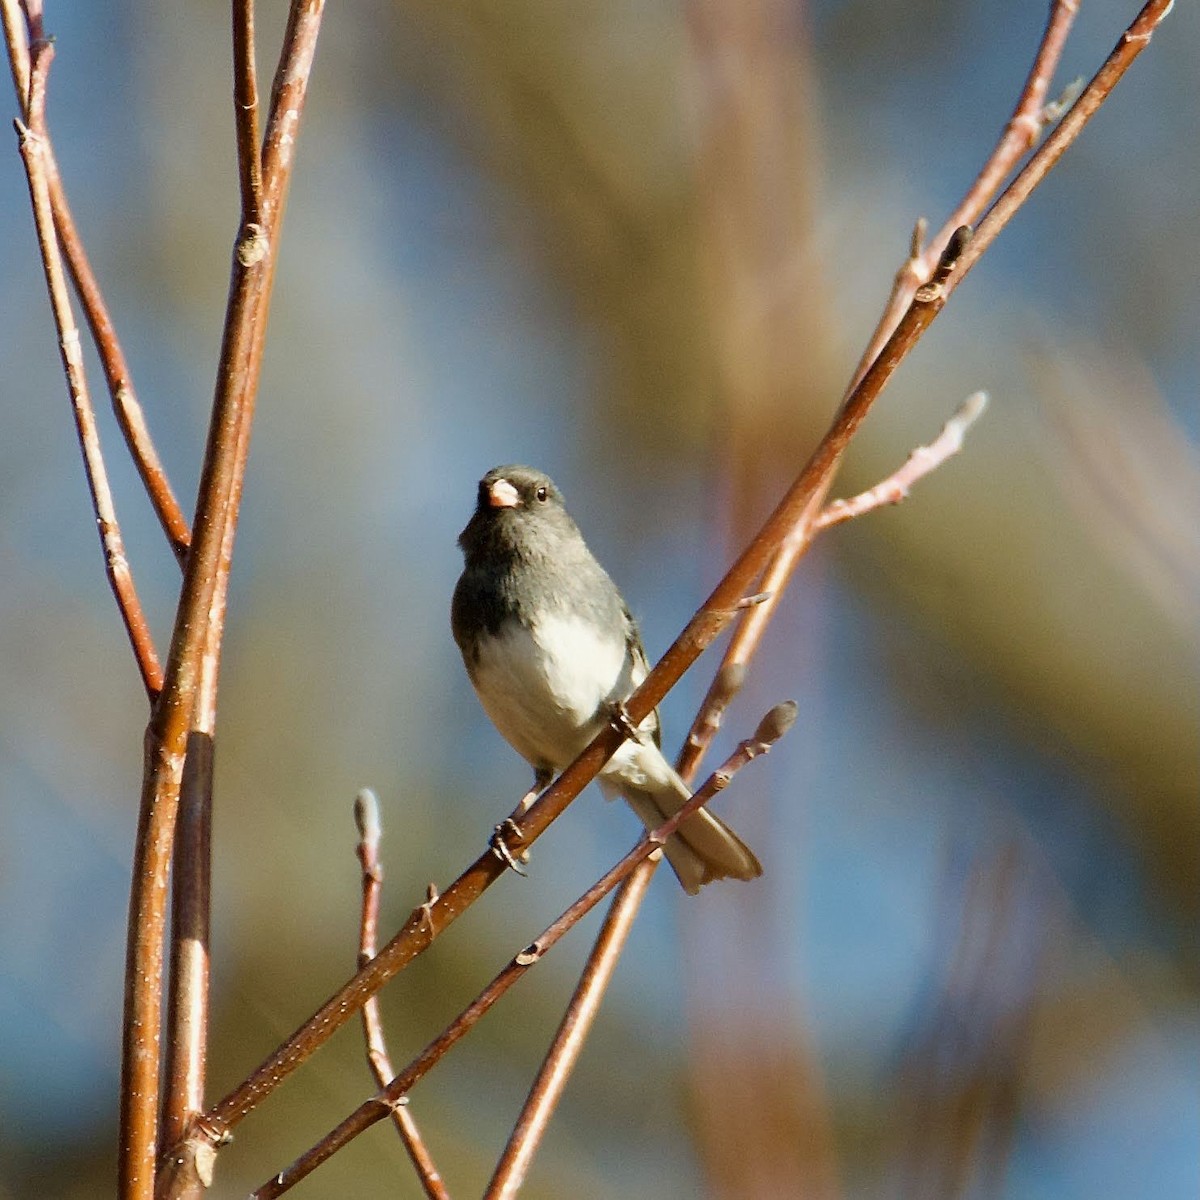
[469,612,640,771]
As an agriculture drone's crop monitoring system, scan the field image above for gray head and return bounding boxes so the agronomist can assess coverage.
[458,465,579,563]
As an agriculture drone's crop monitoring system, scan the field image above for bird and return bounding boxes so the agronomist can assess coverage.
[451,464,762,894]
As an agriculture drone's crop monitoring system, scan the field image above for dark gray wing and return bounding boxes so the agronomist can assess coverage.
[620,600,662,749]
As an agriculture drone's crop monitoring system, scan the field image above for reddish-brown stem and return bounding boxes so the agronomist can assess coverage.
[815,392,989,531]
[484,859,655,1200]
[251,706,796,1199]
[676,0,1143,780]
[161,735,213,1148]
[189,0,1170,1163]
[847,0,1080,394]
[2,0,191,562]
[197,231,960,1146]
[232,0,263,228]
[10,42,163,699]
[354,791,451,1200]
[119,5,326,1196]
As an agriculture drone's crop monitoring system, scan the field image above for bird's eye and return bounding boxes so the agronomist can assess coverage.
[535,486,548,502]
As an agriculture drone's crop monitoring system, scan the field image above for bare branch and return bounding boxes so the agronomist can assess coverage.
[848,0,1080,394]
[159,734,214,1200]
[250,705,796,1199]
[9,38,163,698]
[815,392,988,531]
[119,4,327,1195]
[484,860,656,1200]
[182,0,1170,1163]
[353,791,451,1200]
[3,0,192,562]
[232,0,263,228]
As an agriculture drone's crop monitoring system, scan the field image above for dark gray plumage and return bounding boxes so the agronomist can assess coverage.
[452,465,762,894]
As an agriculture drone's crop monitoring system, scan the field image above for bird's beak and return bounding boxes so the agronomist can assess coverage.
[487,478,520,509]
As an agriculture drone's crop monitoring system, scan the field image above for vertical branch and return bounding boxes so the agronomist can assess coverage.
[119,4,327,1197]
[159,0,267,1162]
[9,36,163,698]
[353,791,452,1200]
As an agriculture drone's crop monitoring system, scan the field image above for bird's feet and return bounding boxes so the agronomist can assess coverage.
[604,700,649,744]
[490,818,530,876]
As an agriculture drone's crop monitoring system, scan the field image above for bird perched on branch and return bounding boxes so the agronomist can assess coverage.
[452,464,762,893]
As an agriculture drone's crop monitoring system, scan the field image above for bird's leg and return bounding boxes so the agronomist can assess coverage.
[489,768,552,875]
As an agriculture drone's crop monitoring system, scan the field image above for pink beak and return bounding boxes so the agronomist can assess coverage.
[487,478,520,509]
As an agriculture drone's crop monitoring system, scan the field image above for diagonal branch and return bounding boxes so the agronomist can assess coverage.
[179,0,1171,1164]
[815,392,989,531]
[676,0,1132,777]
[250,705,797,1199]
[9,35,163,698]
[848,0,1081,394]
[2,0,191,562]
[483,858,656,1200]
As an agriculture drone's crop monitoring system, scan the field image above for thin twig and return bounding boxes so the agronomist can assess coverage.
[847,0,1081,394]
[815,392,989,531]
[232,0,263,228]
[2,0,192,562]
[484,858,656,1200]
[193,0,1171,1156]
[9,39,163,698]
[354,791,452,1200]
[674,0,1135,780]
[251,705,797,1199]
[119,5,327,1196]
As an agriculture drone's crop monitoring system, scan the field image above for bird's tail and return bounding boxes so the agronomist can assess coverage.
[606,767,762,895]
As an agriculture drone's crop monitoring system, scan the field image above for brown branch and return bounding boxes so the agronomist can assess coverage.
[158,733,213,1200]
[9,37,163,699]
[847,0,1081,394]
[232,0,263,229]
[119,5,327,1197]
[185,0,1170,1162]
[815,392,989,531]
[484,859,656,1200]
[250,705,797,1199]
[2,1,191,562]
[948,0,1173,289]
[354,790,451,1200]
[676,0,1171,782]
[195,229,963,1148]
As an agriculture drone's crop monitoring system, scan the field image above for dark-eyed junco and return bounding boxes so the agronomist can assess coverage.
[451,464,762,894]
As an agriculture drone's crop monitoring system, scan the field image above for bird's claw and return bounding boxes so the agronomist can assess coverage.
[490,818,530,876]
[605,700,648,744]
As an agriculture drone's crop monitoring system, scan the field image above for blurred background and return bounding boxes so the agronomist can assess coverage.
[0,0,1196,1196]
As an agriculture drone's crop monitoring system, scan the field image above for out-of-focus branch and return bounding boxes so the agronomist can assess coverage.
[120,5,327,1197]
[815,392,989,531]
[249,704,797,1199]
[353,791,451,1200]
[8,35,163,699]
[678,0,1170,780]
[2,0,191,563]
